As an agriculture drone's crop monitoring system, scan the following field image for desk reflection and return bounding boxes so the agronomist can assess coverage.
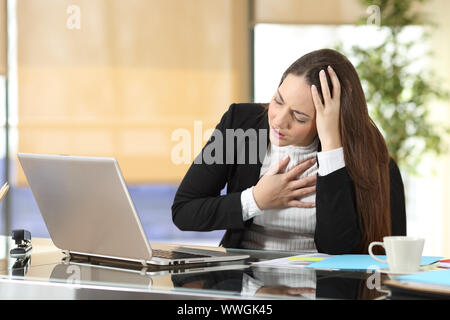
[10,255,389,300]
[50,263,153,288]
[171,268,389,300]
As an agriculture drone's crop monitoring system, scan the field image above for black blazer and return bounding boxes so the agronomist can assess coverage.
[171,103,406,254]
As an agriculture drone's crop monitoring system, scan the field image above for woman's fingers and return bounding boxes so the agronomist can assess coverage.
[311,84,324,113]
[319,69,332,106]
[286,288,316,295]
[288,200,315,208]
[327,66,341,101]
[285,158,316,180]
[288,175,317,190]
[291,185,316,199]
[313,67,341,110]
[266,155,290,175]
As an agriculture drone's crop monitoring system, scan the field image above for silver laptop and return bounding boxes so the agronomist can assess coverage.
[18,153,249,266]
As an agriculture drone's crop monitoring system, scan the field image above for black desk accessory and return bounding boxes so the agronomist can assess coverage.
[10,229,33,258]
[11,255,31,277]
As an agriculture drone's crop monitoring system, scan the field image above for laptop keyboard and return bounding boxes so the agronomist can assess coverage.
[151,249,210,260]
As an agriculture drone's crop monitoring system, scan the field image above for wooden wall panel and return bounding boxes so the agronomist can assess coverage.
[15,0,250,185]
[254,0,364,25]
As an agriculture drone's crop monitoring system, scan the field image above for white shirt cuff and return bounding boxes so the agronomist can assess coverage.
[317,147,345,176]
[241,186,263,221]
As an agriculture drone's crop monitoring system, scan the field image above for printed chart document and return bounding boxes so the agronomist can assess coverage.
[252,253,442,271]
[251,253,332,269]
[304,254,442,271]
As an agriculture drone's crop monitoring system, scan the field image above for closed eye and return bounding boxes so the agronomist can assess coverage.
[274,90,309,123]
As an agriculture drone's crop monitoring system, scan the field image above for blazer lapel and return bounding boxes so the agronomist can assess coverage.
[248,110,270,184]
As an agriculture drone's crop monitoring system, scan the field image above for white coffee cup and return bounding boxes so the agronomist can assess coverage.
[368,236,425,273]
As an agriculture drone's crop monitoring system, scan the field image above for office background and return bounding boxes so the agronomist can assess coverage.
[0,0,449,257]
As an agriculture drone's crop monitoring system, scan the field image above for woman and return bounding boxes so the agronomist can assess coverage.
[171,48,406,254]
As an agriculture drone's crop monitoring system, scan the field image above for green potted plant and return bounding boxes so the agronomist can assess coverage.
[342,0,449,174]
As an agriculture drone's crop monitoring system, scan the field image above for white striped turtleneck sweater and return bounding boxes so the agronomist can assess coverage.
[240,137,345,252]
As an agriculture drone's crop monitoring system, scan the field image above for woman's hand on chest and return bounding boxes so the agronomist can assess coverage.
[252,156,317,210]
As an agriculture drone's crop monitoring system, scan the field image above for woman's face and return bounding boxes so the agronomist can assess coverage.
[268,73,317,147]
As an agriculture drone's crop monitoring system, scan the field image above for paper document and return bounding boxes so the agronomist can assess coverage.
[438,259,450,269]
[251,253,332,269]
[304,254,442,271]
[394,269,450,287]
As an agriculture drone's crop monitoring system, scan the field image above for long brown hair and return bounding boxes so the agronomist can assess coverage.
[277,49,391,253]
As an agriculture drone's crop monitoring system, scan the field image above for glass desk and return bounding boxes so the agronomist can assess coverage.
[0,237,390,300]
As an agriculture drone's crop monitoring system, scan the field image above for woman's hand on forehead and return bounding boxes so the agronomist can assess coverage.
[311,66,342,152]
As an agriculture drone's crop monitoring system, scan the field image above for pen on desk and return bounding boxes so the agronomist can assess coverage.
[0,182,9,201]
